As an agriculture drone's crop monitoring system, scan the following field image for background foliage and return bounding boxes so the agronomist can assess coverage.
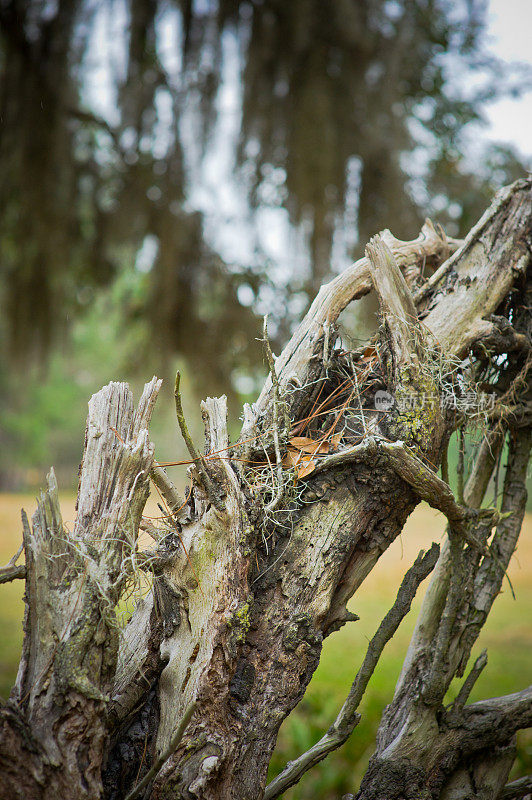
[1,0,530,487]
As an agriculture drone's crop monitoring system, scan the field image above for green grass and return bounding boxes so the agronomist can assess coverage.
[2,495,531,797]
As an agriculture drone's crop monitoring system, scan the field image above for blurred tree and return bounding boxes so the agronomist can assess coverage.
[0,0,529,381]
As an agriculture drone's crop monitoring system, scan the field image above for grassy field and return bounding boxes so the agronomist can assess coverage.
[1,493,531,797]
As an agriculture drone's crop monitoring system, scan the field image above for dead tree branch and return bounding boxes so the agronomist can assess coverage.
[0,541,25,583]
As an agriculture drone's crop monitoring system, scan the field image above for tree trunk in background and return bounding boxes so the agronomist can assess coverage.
[1,180,531,800]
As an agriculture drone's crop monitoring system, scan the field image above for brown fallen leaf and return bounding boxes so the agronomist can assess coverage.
[289,436,319,448]
[289,436,329,454]
[282,447,302,468]
[297,458,316,479]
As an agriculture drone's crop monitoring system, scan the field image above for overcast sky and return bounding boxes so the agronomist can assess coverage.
[485,0,531,159]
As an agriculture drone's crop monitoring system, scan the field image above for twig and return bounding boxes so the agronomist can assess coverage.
[0,540,25,584]
[264,544,440,800]
[441,440,450,485]
[124,702,196,800]
[174,372,221,509]
[174,372,204,467]
[139,520,162,542]
[0,562,26,583]
[493,443,502,508]
[449,650,488,715]
[66,105,123,151]
[457,427,465,505]
[136,549,177,575]
[350,355,367,437]
[322,321,331,368]
[338,543,440,722]
[150,463,185,517]
[263,316,286,514]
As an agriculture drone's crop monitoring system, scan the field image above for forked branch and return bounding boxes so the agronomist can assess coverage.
[174,371,223,509]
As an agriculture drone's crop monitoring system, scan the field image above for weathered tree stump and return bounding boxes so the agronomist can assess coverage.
[1,180,531,800]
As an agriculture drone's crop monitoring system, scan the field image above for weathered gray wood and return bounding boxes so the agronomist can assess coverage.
[2,181,531,800]
[1,379,161,800]
[366,234,419,365]
[243,220,461,441]
[355,187,532,798]
[422,179,531,356]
